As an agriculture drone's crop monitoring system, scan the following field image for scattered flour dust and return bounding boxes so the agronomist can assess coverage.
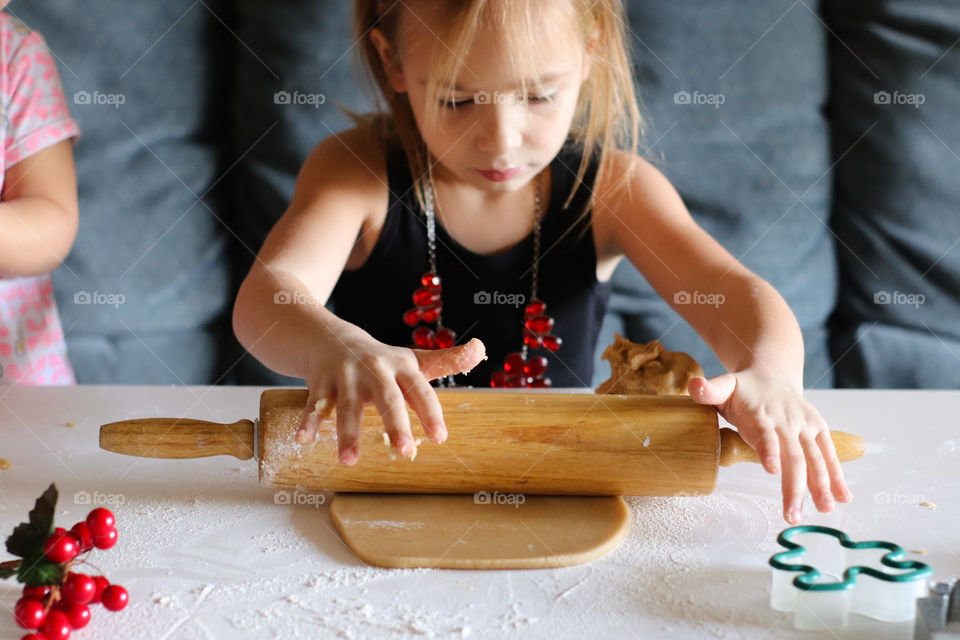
[582,493,789,637]
[42,458,789,639]
[336,518,426,531]
[221,493,784,639]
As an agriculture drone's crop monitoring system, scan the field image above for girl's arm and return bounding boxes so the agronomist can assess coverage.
[233,128,484,463]
[0,141,78,277]
[594,152,851,523]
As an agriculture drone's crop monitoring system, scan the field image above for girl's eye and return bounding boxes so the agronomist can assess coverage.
[439,92,556,109]
[526,94,555,104]
[440,98,474,109]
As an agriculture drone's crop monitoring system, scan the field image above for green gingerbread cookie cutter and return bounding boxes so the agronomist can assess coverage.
[769,525,933,629]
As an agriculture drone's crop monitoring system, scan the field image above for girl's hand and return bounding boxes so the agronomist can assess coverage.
[688,370,853,524]
[295,335,486,464]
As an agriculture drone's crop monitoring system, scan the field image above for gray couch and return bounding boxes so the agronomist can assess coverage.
[13,1,959,388]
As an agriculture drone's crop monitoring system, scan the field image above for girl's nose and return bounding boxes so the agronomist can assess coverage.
[475,103,523,156]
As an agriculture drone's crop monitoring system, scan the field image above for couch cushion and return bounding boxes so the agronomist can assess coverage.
[227,0,372,384]
[594,1,838,388]
[14,1,234,383]
[823,0,960,387]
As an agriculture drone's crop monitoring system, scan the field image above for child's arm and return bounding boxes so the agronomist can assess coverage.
[233,129,485,464]
[0,141,78,277]
[596,153,851,524]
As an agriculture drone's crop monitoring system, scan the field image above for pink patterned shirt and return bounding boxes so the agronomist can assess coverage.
[0,13,80,385]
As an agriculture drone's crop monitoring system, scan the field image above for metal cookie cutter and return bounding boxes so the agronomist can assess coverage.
[915,581,960,640]
[769,525,933,630]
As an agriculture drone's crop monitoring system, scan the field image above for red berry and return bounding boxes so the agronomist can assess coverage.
[491,370,508,387]
[44,532,79,564]
[53,527,66,535]
[101,585,129,611]
[40,610,71,640]
[22,585,51,600]
[69,522,93,553]
[22,634,47,640]
[14,598,46,629]
[91,576,110,604]
[63,573,97,605]
[60,604,91,630]
[92,527,118,550]
[85,508,116,537]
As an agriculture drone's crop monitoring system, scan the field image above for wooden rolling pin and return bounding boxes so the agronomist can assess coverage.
[99,389,864,496]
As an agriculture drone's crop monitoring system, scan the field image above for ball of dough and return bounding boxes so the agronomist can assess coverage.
[594,333,704,396]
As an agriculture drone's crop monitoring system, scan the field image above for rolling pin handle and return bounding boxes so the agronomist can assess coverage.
[99,418,256,460]
[718,427,865,467]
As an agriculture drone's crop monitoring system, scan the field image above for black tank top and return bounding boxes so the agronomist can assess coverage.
[330,139,611,387]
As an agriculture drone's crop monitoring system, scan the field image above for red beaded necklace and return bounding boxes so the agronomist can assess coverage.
[402,172,562,387]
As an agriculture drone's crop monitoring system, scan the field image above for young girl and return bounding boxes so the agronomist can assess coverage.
[234,0,852,524]
[0,2,80,385]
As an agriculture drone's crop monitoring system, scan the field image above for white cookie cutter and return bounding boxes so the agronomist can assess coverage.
[769,525,933,630]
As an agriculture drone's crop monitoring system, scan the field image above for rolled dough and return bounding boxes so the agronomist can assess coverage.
[330,493,630,569]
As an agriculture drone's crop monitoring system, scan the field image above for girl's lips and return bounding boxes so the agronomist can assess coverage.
[475,167,523,182]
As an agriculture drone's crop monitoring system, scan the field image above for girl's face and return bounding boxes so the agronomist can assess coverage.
[374,12,591,194]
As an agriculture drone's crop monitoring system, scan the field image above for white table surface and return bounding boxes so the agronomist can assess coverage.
[0,386,957,639]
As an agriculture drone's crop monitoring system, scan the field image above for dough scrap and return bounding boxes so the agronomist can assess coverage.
[595,333,703,396]
[330,493,630,569]
[0,458,12,470]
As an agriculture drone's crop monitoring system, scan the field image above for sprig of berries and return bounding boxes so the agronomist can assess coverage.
[2,485,129,639]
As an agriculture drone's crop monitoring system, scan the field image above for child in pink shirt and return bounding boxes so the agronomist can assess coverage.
[0,3,80,384]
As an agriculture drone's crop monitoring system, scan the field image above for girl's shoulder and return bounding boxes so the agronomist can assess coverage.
[298,124,390,214]
[591,148,687,258]
[305,124,388,179]
[593,148,678,210]
[0,12,42,52]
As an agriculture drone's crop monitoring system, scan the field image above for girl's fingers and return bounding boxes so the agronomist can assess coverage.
[297,397,318,445]
[778,431,807,525]
[397,370,447,443]
[688,373,737,407]
[746,428,781,474]
[817,429,853,502]
[414,338,486,380]
[296,386,333,444]
[335,372,365,466]
[368,376,416,459]
[800,431,834,513]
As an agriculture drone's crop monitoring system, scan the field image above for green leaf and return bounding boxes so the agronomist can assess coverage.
[16,551,64,586]
[5,484,58,559]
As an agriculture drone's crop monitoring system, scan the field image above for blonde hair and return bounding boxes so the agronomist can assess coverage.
[352,0,642,211]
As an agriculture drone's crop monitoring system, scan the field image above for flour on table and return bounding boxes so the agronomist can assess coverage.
[937,439,960,455]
